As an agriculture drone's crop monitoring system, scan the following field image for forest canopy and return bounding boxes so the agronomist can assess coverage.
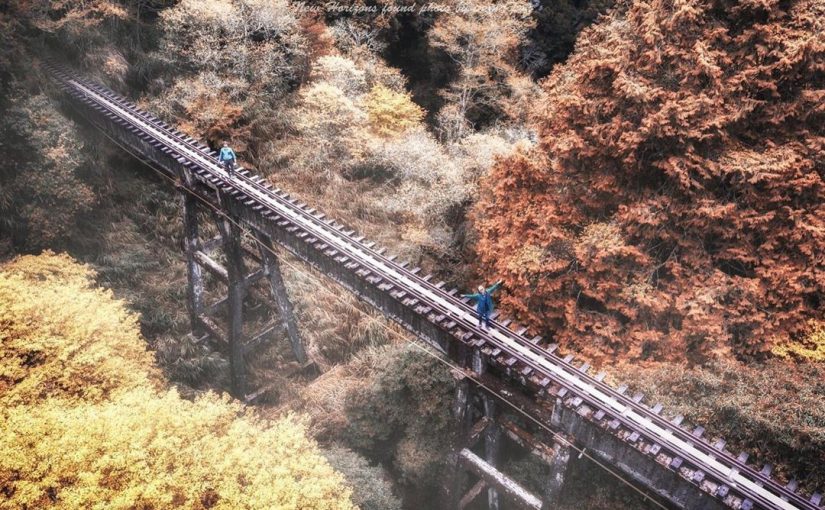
[0,253,355,510]
[474,0,824,363]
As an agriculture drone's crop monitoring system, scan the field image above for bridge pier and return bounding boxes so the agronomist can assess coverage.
[255,232,307,365]
[214,211,249,398]
[182,192,205,337]
[543,441,571,504]
[482,393,501,509]
[445,348,544,510]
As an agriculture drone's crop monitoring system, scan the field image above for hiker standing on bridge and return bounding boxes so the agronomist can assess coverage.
[462,280,503,329]
[218,141,237,177]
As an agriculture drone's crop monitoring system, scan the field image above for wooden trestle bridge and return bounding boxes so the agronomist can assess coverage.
[45,63,823,510]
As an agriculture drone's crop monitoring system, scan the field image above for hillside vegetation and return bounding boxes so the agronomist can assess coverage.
[475,0,824,363]
[0,0,823,506]
[0,253,355,509]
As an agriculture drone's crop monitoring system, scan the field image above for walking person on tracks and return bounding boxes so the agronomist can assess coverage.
[218,141,237,177]
[462,280,503,329]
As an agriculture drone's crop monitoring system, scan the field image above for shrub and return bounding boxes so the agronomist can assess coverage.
[368,130,468,229]
[450,131,529,188]
[0,253,356,510]
[151,0,310,146]
[145,71,251,144]
[0,94,96,250]
[619,358,825,491]
[363,84,425,138]
[311,55,368,97]
[341,344,456,487]
[323,446,402,510]
[159,0,306,90]
[290,82,367,174]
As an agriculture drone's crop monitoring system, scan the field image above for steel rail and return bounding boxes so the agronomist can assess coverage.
[48,65,820,510]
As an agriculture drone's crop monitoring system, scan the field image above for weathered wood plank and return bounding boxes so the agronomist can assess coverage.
[458,449,543,510]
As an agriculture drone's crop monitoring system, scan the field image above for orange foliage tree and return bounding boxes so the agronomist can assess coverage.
[473,0,824,362]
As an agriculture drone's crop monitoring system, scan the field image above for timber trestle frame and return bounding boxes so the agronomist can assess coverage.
[180,175,310,400]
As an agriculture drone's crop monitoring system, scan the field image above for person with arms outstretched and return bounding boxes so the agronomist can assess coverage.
[462,280,503,329]
[218,141,237,177]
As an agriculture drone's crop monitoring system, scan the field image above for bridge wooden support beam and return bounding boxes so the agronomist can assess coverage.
[458,449,542,510]
[214,211,248,399]
[445,346,542,510]
[496,414,571,503]
[448,373,474,508]
[482,393,501,510]
[459,479,488,510]
[255,232,308,366]
[182,192,205,337]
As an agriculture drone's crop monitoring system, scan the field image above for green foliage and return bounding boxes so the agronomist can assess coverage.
[342,344,456,488]
[323,446,402,510]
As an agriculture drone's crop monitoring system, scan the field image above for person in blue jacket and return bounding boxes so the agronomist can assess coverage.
[218,141,237,177]
[462,280,503,329]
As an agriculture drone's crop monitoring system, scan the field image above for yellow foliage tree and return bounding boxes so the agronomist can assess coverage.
[0,252,356,510]
[0,251,158,406]
[772,321,825,362]
[363,85,424,138]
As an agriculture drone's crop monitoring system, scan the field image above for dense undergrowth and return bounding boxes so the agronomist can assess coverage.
[1,0,822,507]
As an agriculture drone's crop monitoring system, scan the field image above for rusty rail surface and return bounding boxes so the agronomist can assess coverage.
[44,62,822,510]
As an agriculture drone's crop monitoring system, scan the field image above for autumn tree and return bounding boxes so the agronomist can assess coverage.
[149,0,311,147]
[429,0,537,139]
[363,84,425,137]
[0,253,356,509]
[473,0,824,362]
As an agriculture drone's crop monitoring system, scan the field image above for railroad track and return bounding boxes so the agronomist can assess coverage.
[45,62,822,510]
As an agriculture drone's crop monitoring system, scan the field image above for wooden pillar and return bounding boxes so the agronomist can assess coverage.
[255,233,307,365]
[182,192,204,336]
[482,394,501,510]
[215,212,247,399]
[447,372,475,508]
[544,442,572,504]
